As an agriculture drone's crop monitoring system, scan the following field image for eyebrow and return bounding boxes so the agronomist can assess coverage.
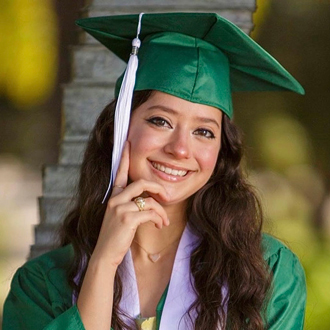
[147,105,221,129]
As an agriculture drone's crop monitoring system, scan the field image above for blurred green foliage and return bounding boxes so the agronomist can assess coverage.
[239,0,330,329]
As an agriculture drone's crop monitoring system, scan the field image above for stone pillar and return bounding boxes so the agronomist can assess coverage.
[30,0,256,258]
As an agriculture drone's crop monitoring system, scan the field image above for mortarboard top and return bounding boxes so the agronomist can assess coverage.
[76,12,304,119]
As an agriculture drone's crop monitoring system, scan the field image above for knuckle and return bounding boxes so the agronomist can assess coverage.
[149,210,157,218]
[113,205,122,217]
[121,213,131,224]
[138,179,146,187]
[107,198,117,209]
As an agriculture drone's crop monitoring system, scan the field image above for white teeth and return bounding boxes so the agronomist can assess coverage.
[151,162,188,177]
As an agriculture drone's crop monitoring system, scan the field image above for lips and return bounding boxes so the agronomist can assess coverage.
[151,161,188,177]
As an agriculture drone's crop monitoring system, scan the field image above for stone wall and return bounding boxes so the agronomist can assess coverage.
[30,0,256,258]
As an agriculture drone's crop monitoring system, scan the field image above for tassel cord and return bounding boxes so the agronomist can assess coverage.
[102,13,144,204]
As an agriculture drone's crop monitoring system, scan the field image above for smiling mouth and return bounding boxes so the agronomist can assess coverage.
[151,161,188,177]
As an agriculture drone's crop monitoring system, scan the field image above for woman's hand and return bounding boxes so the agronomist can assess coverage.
[91,141,169,268]
[77,141,169,330]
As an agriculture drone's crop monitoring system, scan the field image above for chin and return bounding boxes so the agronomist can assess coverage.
[154,189,193,208]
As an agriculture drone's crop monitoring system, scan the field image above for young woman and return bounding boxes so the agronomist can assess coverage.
[3,13,306,330]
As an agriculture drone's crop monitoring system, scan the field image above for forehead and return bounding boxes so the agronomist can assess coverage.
[133,91,223,124]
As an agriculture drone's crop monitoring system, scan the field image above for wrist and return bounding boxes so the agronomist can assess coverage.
[89,253,119,275]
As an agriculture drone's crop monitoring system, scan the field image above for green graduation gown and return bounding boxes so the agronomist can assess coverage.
[2,234,306,329]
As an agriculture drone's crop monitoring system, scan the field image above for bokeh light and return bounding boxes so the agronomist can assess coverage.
[0,0,58,108]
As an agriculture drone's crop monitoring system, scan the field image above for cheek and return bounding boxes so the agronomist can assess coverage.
[128,110,167,146]
[127,127,162,159]
[128,124,147,150]
[198,146,220,172]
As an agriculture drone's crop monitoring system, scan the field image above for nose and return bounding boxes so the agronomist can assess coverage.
[163,128,192,159]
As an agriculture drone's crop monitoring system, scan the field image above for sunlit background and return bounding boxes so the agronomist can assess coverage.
[0,0,329,329]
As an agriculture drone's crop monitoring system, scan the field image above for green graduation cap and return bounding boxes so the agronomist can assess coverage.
[76,12,304,119]
[76,12,304,202]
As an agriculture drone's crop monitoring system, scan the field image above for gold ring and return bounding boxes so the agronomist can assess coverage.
[134,197,145,212]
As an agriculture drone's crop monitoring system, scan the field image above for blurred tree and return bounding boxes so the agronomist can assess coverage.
[239,1,330,329]
[237,0,330,176]
[0,0,58,108]
[0,0,85,168]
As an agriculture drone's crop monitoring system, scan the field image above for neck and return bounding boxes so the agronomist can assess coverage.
[133,201,188,257]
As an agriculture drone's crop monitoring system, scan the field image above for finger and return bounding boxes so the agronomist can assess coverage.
[113,179,169,204]
[133,197,168,226]
[122,210,164,229]
[112,141,130,197]
[115,197,168,226]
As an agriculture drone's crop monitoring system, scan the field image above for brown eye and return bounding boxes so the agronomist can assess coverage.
[194,128,215,139]
[146,117,171,128]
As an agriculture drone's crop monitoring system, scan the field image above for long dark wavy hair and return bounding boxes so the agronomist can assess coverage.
[59,90,272,330]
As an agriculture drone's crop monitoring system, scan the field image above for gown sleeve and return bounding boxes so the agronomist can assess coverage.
[2,265,85,330]
[264,236,306,330]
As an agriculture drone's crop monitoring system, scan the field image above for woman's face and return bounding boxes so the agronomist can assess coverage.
[127,91,222,206]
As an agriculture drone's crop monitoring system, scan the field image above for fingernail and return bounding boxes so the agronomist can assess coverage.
[167,218,170,226]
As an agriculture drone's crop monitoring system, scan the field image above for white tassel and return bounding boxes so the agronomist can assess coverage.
[102,13,144,203]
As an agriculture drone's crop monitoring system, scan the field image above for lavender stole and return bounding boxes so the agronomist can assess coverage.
[118,225,225,329]
[73,225,226,329]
